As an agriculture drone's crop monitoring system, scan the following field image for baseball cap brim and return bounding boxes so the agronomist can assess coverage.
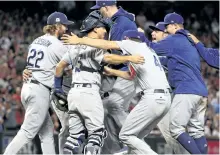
[160,22,170,26]
[62,20,74,25]
[149,25,163,32]
[90,4,101,10]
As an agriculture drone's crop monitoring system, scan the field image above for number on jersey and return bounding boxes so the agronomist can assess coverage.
[27,49,44,68]
[153,55,162,70]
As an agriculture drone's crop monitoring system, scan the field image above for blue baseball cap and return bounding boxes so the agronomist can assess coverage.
[90,0,117,10]
[121,30,145,42]
[149,22,166,32]
[47,12,74,25]
[162,12,184,25]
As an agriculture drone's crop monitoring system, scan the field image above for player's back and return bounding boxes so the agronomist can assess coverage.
[117,40,170,90]
[27,34,67,88]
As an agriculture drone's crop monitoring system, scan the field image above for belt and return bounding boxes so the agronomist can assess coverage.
[140,88,172,95]
[30,79,40,85]
[30,79,51,91]
[71,83,92,88]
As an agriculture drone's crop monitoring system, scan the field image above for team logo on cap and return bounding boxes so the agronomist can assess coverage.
[56,18,60,22]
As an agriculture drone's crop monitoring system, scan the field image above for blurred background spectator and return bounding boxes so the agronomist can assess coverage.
[0,1,218,139]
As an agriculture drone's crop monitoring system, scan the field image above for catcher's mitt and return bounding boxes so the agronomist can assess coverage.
[51,91,68,112]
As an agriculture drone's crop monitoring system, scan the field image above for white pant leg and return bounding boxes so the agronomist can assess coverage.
[4,83,55,154]
[187,97,207,138]
[169,94,203,139]
[38,112,55,154]
[158,110,189,154]
[119,91,171,154]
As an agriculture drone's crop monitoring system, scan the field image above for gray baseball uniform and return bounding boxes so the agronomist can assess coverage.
[115,40,171,154]
[4,34,67,154]
[61,45,107,154]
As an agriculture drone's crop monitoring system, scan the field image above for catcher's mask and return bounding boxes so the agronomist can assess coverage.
[79,10,110,34]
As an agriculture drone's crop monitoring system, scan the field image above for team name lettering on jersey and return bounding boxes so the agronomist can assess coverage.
[33,38,52,47]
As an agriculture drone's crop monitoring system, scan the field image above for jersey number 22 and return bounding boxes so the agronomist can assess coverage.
[27,49,44,68]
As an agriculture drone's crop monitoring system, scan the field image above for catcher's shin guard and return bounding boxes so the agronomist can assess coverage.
[84,128,107,155]
[63,132,86,154]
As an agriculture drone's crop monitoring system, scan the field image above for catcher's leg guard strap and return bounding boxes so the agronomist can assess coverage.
[88,128,107,147]
[64,131,86,154]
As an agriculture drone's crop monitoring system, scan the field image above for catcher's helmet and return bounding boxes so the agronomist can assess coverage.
[80,10,110,33]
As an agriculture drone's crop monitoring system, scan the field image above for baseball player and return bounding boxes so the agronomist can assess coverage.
[4,12,74,154]
[61,30,172,154]
[148,22,189,154]
[55,11,145,155]
[143,12,209,154]
[22,50,71,155]
[91,0,138,153]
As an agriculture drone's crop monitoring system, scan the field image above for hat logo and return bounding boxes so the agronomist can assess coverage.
[171,20,174,23]
[103,2,105,5]
[56,18,60,22]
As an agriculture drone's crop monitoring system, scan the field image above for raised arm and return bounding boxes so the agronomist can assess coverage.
[103,54,145,65]
[61,33,121,50]
[188,33,219,69]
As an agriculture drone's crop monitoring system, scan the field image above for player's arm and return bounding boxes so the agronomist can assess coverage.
[138,33,171,56]
[54,51,73,91]
[103,54,145,65]
[54,60,69,91]
[61,33,121,50]
[103,66,133,80]
[188,33,219,69]
[195,43,219,69]
[55,60,69,77]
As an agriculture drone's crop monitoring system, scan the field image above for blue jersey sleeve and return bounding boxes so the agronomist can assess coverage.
[196,42,219,69]
[144,36,172,56]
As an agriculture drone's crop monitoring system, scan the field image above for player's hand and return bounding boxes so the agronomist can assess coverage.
[188,33,200,44]
[23,69,32,82]
[61,32,81,45]
[103,66,113,76]
[129,54,145,64]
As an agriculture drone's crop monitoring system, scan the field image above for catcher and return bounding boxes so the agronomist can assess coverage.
[54,10,145,155]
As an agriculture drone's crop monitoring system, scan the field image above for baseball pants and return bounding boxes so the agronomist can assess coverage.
[170,94,206,139]
[4,82,55,154]
[65,84,105,153]
[119,89,171,154]
[158,110,189,154]
[102,77,136,154]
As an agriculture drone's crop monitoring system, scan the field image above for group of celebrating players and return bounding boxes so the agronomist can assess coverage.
[3,0,219,155]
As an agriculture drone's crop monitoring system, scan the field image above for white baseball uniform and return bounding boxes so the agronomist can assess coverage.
[4,34,67,154]
[61,45,107,154]
[115,40,171,154]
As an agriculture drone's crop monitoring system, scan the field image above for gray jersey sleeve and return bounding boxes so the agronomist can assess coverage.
[116,40,140,55]
[92,49,107,64]
[61,46,78,65]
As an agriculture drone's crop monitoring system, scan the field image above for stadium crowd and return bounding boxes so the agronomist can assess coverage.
[0,1,219,139]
